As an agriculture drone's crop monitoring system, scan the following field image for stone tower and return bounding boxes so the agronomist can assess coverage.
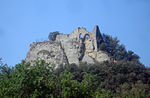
[25,25,110,68]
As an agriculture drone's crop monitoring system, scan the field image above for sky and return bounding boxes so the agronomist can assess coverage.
[0,0,150,67]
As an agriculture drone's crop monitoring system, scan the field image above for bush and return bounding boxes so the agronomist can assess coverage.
[101,34,140,62]
[0,60,149,97]
[48,31,60,41]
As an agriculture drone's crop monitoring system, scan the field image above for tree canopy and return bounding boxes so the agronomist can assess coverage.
[48,31,60,41]
[99,34,140,62]
[0,60,150,98]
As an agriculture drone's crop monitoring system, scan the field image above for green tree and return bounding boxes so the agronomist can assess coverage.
[116,81,150,98]
[0,60,57,97]
[0,58,12,81]
[0,59,149,97]
[101,34,140,62]
[99,42,106,51]
[48,31,60,41]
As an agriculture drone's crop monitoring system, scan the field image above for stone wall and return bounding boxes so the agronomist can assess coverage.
[25,25,111,67]
[25,41,68,68]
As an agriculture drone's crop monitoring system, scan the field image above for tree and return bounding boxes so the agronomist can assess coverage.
[48,31,60,41]
[0,58,12,82]
[0,59,150,97]
[99,42,106,51]
[101,34,140,62]
[102,34,119,55]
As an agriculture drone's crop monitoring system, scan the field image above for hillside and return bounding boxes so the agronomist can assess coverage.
[0,26,150,97]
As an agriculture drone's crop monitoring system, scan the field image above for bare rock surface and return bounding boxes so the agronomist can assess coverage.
[25,25,111,67]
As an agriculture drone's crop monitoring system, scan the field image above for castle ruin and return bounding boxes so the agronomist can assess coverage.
[25,25,110,67]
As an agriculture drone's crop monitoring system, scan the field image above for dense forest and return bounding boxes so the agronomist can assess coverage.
[0,33,150,98]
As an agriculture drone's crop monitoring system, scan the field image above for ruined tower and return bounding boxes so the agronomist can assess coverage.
[25,25,110,68]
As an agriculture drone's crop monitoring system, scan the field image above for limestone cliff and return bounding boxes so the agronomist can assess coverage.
[25,25,111,68]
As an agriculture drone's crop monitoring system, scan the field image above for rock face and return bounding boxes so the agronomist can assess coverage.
[25,25,111,68]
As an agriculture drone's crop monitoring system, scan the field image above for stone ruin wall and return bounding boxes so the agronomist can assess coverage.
[25,25,111,68]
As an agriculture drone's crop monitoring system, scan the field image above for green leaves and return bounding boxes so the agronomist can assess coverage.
[48,31,60,41]
[0,60,149,97]
[101,34,140,62]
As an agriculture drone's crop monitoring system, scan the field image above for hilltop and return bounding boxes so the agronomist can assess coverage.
[0,26,150,97]
[25,25,111,67]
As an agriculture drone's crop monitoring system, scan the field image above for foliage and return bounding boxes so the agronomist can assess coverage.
[48,31,60,41]
[0,60,55,97]
[115,81,150,98]
[101,34,140,62]
[56,61,150,97]
[0,40,150,98]
[0,60,150,97]
[99,42,106,51]
[0,60,114,98]
[0,58,12,82]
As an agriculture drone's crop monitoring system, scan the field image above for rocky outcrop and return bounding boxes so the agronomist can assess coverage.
[25,25,111,67]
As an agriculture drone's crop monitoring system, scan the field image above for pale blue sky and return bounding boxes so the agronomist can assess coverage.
[0,0,150,67]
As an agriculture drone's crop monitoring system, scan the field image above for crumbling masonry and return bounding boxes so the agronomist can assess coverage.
[25,25,110,68]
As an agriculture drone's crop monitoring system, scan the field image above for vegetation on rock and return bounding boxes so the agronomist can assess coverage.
[100,34,140,62]
[48,31,60,41]
[0,59,150,98]
[0,33,150,97]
